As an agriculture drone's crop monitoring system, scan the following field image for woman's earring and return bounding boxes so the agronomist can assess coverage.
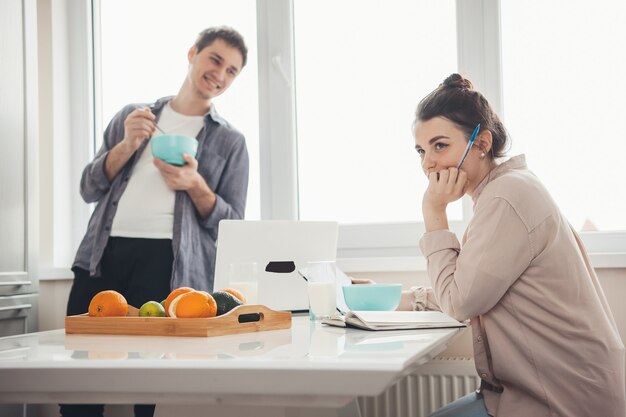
[480,152,486,158]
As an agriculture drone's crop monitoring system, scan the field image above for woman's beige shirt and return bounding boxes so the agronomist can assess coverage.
[418,155,625,417]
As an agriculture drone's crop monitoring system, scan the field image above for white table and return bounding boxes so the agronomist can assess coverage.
[0,315,461,417]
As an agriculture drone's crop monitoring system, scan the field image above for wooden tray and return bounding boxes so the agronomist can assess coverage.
[65,304,291,337]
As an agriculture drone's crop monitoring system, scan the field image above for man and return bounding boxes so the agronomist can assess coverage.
[61,27,249,417]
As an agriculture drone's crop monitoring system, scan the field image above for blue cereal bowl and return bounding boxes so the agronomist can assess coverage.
[342,284,402,311]
[151,134,198,166]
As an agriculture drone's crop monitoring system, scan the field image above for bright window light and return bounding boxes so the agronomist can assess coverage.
[98,0,260,219]
[501,0,626,231]
[293,0,458,223]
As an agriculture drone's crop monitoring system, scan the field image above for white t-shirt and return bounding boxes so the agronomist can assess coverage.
[110,102,204,239]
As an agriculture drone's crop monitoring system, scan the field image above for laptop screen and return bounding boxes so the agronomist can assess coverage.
[214,220,339,312]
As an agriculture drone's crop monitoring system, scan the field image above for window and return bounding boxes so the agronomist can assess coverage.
[293,0,458,223]
[82,0,625,270]
[96,0,261,219]
[501,0,626,232]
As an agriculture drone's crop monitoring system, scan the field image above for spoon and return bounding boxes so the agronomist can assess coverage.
[154,123,166,135]
[138,106,166,135]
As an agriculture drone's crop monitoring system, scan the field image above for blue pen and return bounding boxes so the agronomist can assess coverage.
[456,123,481,169]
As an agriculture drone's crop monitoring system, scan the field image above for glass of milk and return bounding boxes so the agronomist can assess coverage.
[305,261,338,321]
[228,262,258,304]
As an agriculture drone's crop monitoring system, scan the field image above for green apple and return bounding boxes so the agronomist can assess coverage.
[139,301,166,317]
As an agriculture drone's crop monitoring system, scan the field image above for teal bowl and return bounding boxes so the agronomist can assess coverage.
[151,134,198,166]
[342,284,402,311]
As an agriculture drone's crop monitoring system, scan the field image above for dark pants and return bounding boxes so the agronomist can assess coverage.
[58,405,156,417]
[428,391,490,417]
[60,237,174,417]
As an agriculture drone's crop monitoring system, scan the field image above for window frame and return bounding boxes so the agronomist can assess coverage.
[257,0,486,259]
[258,0,626,268]
[62,0,625,275]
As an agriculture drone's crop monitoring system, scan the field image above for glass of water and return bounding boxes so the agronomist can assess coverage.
[227,262,258,304]
[305,261,338,321]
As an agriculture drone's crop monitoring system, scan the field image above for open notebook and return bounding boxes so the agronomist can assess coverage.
[322,310,465,331]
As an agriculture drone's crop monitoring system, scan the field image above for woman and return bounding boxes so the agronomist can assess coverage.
[404,73,625,417]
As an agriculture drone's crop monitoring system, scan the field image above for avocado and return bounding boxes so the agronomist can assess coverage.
[212,291,243,316]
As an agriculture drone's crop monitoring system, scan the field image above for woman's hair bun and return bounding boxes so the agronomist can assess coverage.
[442,73,473,90]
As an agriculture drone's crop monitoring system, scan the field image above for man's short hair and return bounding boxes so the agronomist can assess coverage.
[194,26,248,68]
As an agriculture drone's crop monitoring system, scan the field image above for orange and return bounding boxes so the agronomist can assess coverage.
[169,291,217,318]
[164,287,194,317]
[222,288,247,303]
[88,290,129,317]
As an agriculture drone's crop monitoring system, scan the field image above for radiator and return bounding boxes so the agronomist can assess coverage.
[357,357,480,417]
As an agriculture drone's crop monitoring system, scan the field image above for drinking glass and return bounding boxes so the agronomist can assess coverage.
[305,261,338,321]
[227,261,258,304]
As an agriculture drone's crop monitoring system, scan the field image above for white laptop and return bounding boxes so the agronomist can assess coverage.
[214,220,339,312]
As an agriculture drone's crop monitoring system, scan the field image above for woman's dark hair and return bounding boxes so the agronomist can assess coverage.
[194,26,248,68]
[415,73,510,158]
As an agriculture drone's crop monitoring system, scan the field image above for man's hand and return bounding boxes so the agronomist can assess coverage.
[121,108,156,153]
[153,153,201,191]
[104,108,156,182]
[153,153,217,219]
